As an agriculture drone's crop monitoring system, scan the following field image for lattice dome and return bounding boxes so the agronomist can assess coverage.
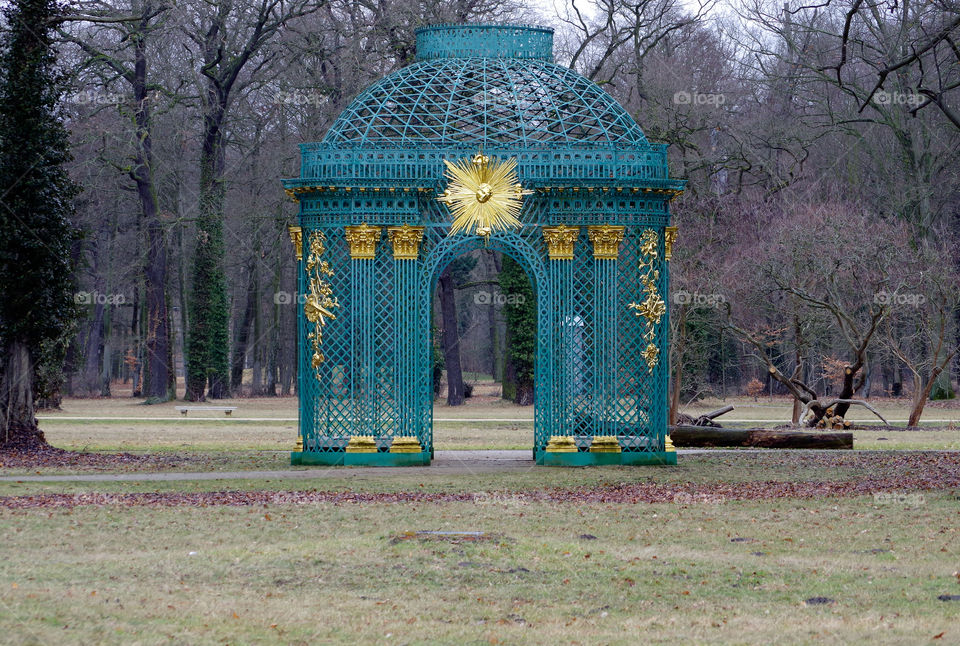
[323,24,649,150]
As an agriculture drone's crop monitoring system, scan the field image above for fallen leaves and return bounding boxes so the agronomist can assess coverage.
[0,453,958,509]
[0,446,187,471]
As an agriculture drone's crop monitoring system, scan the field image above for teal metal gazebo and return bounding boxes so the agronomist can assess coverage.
[282,24,684,466]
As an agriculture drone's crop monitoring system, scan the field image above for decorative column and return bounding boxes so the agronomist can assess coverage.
[288,225,303,451]
[344,224,382,435]
[542,225,579,450]
[586,225,625,439]
[287,225,303,261]
[627,229,666,450]
[387,225,425,452]
[300,230,339,452]
[664,226,678,261]
[663,224,677,449]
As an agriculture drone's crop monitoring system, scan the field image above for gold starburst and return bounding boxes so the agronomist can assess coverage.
[437,152,532,237]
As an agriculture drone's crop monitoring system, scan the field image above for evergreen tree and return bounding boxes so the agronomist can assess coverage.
[0,0,81,447]
[499,256,535,405]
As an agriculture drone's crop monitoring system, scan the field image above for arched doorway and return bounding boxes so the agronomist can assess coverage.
[421,232,549,458]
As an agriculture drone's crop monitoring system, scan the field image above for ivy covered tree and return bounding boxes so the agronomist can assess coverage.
[499,255,535,405]
[0,0,81,448]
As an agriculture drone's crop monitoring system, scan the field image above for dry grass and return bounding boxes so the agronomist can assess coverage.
[22,393,960,459]
[1,492,958,644]
[684,396,960,426]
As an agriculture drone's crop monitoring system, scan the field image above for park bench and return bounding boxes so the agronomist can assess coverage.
[175,406,237,417]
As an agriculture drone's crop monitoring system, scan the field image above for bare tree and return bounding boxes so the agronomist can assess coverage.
[724,205,916,425]
[880,236,960,425]
[61,0,177,401]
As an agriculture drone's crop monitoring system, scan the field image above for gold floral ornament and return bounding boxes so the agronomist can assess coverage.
[304,231,339,376]
[437,152,532,239]
[627,229,664,372]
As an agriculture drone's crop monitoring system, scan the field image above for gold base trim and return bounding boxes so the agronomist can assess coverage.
[589,436,622,453]
[545,435,578,453]
[389,437,423,453]
[345,436,378,453]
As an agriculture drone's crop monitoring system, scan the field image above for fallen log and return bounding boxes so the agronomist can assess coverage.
[676,405,736,428]
[669,426,853,449]
[702,405,735,420]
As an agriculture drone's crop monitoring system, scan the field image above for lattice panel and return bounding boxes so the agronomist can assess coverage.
[324,57,649,150]
[300,227,355,451]
[616,227,668,451]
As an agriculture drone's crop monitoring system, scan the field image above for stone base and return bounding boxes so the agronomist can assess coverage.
[536,451,677,466]
[291,451,431,466]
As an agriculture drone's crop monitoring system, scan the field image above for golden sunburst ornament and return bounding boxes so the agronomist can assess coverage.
[437,152,532,238]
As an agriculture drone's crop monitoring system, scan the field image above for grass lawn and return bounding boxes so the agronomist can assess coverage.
[21,395,960,463]
[3,395,959,642]
[1,486,958,644]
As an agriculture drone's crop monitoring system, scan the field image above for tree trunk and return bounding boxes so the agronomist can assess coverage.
[908,367,943,427]
[79,299,106,396]
[139,174,171,401]
[230,263,257,392]
[187,85,230,400]
[515,380,534,406]
[670,426,853,449]
[669,305,688,425]
[439,266,464,406]
[1,340,45,448]
[833,366,861,417]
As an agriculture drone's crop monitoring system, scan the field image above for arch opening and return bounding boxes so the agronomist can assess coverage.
[426,238,541,456]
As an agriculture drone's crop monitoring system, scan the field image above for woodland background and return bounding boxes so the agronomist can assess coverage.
[50,0,960,425]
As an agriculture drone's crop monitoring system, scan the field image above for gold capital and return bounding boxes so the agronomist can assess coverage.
[587,225,625,260]
[287,225,303,261]
[387,225,425,260]
[344,223,382,259]
[542,225,580,260]
[664,226,678,261]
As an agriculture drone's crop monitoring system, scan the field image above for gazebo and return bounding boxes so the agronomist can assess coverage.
[282,24,684,466]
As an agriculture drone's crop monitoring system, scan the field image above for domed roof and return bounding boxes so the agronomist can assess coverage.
[322,24,649,150]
